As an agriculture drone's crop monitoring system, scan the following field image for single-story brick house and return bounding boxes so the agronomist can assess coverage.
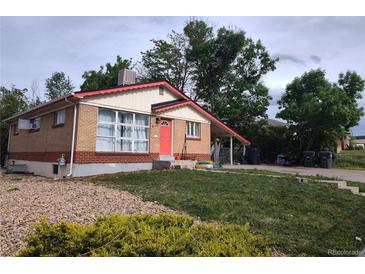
[4,71,250,177]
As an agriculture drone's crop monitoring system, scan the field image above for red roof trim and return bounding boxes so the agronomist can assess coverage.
[152,101,193,113]
[73,81,250,144]
[73,81,190,99]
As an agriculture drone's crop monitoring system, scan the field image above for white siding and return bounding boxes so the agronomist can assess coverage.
[161,105,210,124]
[83,87,178,114]
[82,86,210,124]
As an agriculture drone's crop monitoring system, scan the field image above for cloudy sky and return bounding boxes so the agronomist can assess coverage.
[1,16,364,134]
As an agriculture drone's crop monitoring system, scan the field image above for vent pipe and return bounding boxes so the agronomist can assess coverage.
[117,69,136,86]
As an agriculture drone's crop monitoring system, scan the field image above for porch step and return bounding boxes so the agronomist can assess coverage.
[170,160,197,170]
[159,155,175,161]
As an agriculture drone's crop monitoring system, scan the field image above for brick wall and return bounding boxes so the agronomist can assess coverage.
[8,106,74,161]
[9,104,211,164]
[75,104,97,151]
[74,152,159,163]
[149,115,160,154]
[173,119,211,158]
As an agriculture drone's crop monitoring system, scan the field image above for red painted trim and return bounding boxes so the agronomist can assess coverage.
[72,81,250,144]
[153,101,193,113]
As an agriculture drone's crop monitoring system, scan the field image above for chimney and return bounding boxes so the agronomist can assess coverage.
[118,69,136,86]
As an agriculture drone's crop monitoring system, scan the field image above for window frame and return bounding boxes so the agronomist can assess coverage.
[29,117,41,132]
[96,108,150,153]
[53,109,66,128]
[185,121,201,139]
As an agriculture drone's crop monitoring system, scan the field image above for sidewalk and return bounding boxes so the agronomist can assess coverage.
[222,164,365,183]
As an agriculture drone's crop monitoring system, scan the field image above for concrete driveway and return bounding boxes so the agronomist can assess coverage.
[223,164,365,183]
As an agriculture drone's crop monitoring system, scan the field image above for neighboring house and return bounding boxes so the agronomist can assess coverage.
[4,70,250,177]
[352,135,365,148]
[267,118,287,128]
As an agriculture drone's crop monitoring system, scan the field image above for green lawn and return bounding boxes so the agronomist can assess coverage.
[335,150,365,170]
[93,170,365,256]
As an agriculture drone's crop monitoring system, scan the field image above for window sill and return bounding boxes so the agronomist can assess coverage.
[28,128,40,133]
[52,123,65,128]
[95,152,150,156]
[186,137,201,141]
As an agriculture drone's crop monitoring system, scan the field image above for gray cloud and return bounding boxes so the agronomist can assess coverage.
[309,54,321,64]
[1,16,364,134]
[274,54,305,65]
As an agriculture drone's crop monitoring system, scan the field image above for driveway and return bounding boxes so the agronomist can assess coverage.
[0,172,171,256]
[223,164,365,183]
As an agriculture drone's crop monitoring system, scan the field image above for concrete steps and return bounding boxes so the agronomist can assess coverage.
[318,180,361,195]
[170,160,197,170]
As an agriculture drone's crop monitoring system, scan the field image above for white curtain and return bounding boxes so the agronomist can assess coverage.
[119,112,133,124]
[134,127,148,139]
[135,114,148,126]
[56,110,65,124]
[118,125,132,138]
[118,139,132,152]
[98,124,114,136]
[134,141,148,152]
[96,137,114,151]
[98,108,115,122]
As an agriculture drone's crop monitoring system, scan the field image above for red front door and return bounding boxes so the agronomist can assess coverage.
[160,118,172,155]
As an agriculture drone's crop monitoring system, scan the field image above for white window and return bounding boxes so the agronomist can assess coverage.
[29,118,40,129]
[186,121,200,138]
[96,108,149,152]
[54,109,66,125]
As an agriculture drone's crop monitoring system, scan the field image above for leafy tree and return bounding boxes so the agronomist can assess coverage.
[80,56,132,91]
[277,69,364,155]
[45,72,74,100]
[140,20,277,137]
[0,86,29,166]
[140,31,191,92]
[28,96,44,108]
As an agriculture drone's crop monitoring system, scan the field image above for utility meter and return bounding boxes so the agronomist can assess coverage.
[58,154,66,166]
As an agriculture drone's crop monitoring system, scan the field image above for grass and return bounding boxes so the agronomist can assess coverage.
[93,169,365,256]
[335,150,365,170]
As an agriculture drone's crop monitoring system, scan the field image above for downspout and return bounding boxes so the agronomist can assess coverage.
[6,125,11,167]
[65,97,77,177]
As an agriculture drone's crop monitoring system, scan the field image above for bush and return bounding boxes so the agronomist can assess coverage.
[19,213,270,257]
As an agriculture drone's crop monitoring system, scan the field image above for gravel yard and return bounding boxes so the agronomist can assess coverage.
[0,172,171,256]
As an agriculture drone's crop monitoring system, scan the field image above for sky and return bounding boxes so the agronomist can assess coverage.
[1,16,364,135]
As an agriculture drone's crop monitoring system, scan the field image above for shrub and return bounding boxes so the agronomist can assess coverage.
[19,213,270,257]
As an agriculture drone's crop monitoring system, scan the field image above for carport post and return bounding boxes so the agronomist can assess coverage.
[230,135,233,165]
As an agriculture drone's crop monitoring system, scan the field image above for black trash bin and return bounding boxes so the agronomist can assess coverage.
[303,151,315,167]
[318,151,333,169]
[247,148,261,165]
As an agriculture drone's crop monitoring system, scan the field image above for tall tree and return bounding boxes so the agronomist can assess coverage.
[0,86,29,166]
[277,69,364,154]
[29,79,44,108]
[80,56,132,91]
[140,20,277,138]
[45,72,74,100]
[140,31,192,93]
